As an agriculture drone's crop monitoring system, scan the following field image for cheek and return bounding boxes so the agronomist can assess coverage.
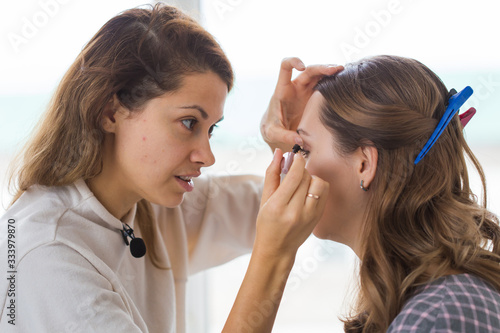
[115,121,185,170]
[307,154,357,238]
[115,123,155,161]
[306,153,347,190]
[309,161,348,206]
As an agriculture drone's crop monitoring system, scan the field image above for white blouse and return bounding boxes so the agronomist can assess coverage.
[0,175,263,332]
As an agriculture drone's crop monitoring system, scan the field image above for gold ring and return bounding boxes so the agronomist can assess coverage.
[306,193,320,199]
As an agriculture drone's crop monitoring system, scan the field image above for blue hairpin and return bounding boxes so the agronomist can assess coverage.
[414,86,473,165]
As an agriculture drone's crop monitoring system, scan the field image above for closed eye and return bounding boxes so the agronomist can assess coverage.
[300,149,310,158]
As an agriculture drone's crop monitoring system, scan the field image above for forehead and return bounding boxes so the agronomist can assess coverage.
[301,91,325,129]
[178,71,227,94]
[179,72,226,97]
[168,71,227,116]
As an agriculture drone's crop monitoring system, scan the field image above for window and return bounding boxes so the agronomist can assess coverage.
[191,0,500,331]
[1,1,499,332]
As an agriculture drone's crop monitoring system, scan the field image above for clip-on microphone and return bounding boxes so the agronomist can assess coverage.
[121,223,146,258]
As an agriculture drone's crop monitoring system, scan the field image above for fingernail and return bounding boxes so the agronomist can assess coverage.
[293,152,302,160]
[294,136,303,146]
[282,152,293,174]
[273,148,280,160]
[328,65,344,70]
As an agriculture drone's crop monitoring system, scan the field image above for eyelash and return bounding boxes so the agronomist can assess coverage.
[181,119,218,137]
[209,124,218,136]
[292,143,310,158]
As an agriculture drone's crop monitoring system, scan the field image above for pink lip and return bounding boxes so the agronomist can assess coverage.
[174,172,200,193]
[176,172,201,178]
[175,176,194,192]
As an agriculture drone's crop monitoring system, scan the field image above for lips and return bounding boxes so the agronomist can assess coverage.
[174,172,200,192]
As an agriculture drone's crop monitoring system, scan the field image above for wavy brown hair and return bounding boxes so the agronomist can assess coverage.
[8,3,233,269]
[315,55,500,332]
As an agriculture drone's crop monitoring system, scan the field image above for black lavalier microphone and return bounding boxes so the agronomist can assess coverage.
[121,223,146,258]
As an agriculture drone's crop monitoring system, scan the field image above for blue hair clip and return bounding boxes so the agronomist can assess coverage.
[414,86,474,165]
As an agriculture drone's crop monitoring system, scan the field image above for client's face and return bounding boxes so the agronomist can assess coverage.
[297,91,367,249]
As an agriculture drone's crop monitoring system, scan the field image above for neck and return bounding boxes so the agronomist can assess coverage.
[86,175,138,220]
[86,135,141,220]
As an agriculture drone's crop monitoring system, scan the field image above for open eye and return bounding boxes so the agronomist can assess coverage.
[181,119,197,130]
[300,149,310,158]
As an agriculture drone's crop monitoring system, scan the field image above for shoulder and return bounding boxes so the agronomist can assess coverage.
[0,242,139,331]
[17,241,111,286]
[388,274,500,332]
[1,181,95,264]
[5,182,82,222]
[2,241,112,310]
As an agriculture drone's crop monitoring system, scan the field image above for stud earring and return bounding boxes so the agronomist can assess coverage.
[360,180,369,192]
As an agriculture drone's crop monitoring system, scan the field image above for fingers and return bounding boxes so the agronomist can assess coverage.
[261,99,303,149]
[303,175,329,216]
[261,148,283,207]
[277,57,306,87]
[273,153,306,205]
[265,125,301,150]
[294,64,344,87]
[288,161,312,208]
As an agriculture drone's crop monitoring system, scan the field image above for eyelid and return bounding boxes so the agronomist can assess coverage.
[181,118,197,130]
[299,142,310,157]
[180,114,222,135]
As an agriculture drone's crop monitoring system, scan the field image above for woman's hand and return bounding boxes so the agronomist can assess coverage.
[222,149,329,333]
[254,148,330,259]
[260,58,343,152]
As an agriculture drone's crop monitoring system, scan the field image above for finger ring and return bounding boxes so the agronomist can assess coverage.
[307,193,320,199]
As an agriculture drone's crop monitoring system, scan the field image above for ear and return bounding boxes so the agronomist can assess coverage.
[354,144,378,190]
[101,95,120,133]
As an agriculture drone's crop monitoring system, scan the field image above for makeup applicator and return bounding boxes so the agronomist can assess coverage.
[280,144,304,182]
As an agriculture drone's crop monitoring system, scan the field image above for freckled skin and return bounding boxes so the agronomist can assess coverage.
[91,72,228,217]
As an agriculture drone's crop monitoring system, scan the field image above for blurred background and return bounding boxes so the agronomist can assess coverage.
[1,0,499,332]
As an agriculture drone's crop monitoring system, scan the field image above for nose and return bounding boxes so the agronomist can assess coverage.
[190,137,216,167]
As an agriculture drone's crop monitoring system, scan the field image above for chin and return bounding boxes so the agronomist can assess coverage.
[149,193,185,208]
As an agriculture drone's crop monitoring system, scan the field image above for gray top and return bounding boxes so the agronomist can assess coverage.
[388,273,500,332]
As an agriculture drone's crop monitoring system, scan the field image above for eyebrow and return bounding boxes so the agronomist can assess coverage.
[296,128,310,136]
[179,105,208,119]
[179,105,224,123]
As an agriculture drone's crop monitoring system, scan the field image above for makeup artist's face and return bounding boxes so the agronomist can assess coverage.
[109,71,227,207]
[297,91,366,247]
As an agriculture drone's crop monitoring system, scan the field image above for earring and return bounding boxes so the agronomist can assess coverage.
[360,180,369,192]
